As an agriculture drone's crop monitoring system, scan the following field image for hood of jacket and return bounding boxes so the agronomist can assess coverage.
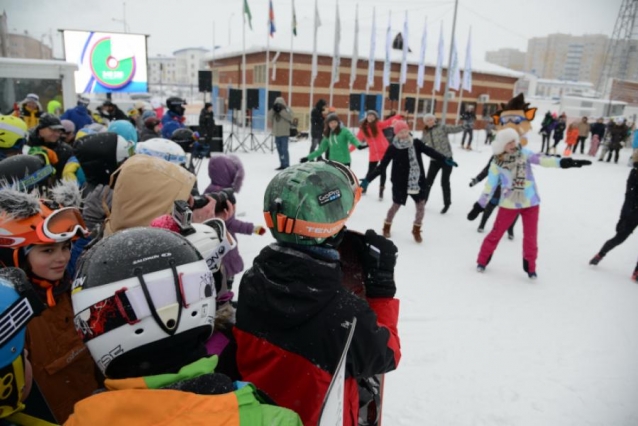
[274,97,287,107]
[238,244,344,330]
[103,155,196,236]
[206,154,243,193]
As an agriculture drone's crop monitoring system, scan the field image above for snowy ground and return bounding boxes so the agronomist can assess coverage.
[196,128,638,426]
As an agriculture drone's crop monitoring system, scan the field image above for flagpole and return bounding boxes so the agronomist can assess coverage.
[440,0,459,125]
[309,0,319,115]
[455,85,464,124]
[288,0,294,107]
[329,1,339,106]
[212,21,215,110]
[265,15,271,132]
[241,1,247,133]
[413,87,421,132]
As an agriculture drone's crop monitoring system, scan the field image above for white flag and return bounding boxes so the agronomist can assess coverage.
[271,51,280,80]
[382,12,392,87]
[350,4,359,89]
[462,27,472,92]
[332,2,341,84]
[417,18,427,89]
[311,0,322,82]
[400,11,409,85]
[434,23,444,92]
[449,39,461,91]
[367,8,376,89]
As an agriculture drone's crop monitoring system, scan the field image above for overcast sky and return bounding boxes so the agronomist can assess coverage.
[4,0,621,61]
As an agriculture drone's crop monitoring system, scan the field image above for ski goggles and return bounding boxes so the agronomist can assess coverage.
[499,115,528,125]
[38,207,89,244]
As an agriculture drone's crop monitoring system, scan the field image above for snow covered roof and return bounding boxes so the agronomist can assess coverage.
[206,17,522,79]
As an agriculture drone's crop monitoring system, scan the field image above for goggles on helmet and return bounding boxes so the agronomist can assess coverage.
[499,115,527,125]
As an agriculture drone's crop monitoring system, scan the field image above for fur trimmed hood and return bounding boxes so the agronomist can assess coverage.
[0,184,41,220]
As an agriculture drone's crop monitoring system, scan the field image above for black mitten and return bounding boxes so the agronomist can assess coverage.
[469,178,478,187]
[362,229,398,298]
[467,202,484,221]
[357,143,369,150]
[300,157,309,163]
[560,158,592,168]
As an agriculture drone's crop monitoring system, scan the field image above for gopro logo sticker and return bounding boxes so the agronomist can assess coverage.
[317,189,342,206]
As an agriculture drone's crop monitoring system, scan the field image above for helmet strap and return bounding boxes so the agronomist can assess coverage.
[134,261,183,336]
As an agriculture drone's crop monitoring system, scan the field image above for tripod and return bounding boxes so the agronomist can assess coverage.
[224,109,243,153]
[256,133,275,153]
[243,109,262,152]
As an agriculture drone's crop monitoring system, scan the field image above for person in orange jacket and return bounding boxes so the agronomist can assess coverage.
[564,121,579,156]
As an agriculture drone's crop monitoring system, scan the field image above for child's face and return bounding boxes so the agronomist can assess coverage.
[504,141,517,153]
[397,129,410,139]
[27,241,71,281]
[328,120,339,130]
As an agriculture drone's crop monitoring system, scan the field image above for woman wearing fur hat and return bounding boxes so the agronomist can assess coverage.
[468,128,591,279]
[301,113,366,166]
[355,110,402,199]
[361,120,458,243]
[590,150,638,271]
[0,185,98,423]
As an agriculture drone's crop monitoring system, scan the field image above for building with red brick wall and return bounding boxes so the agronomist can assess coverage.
[207,38,520,131]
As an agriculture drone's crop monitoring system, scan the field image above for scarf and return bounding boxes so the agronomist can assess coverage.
[495,146,527,205]
[393,136,420,194]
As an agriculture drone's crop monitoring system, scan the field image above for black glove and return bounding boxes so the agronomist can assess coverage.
[300,157,309,163]
[469,178,478,187]
[467,202,484,221]
[357,143,369,150]
[560,158,592,168]
[362,229,398,299]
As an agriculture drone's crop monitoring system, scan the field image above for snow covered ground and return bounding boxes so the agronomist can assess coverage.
[196,129,638,426]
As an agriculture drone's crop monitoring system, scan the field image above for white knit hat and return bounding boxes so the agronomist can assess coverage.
[492,128,520,155]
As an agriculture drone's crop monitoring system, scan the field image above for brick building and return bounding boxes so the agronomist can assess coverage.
[209,48,519,131]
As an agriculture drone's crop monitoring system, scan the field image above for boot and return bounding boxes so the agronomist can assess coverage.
[589,253,603,265]
[379,186,385,201]
[412,223,423,243]
[382,221,392,238]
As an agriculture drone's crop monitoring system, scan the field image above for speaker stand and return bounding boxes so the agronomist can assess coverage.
[223,111,243,153]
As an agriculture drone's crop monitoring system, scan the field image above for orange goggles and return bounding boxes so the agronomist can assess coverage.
[38,207,89,243]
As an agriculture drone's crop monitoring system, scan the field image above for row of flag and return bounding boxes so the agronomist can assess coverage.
[244,0,473,94]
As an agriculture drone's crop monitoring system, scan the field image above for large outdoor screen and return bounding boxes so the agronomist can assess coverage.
[62,30,148,93]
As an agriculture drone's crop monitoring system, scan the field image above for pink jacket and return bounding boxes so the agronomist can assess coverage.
[354,115,401,162]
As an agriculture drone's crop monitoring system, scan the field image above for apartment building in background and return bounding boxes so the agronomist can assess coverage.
[0,11,53,59]
[485,48,526,72]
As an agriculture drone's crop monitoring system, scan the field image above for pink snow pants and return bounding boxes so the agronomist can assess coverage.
[477,205,540,273]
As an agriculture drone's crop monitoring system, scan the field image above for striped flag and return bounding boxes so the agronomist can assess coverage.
[434,23,444,92]
[244,0,252,30]
[311,0,321,82]
[367,7,376,89]
[400,10,409,85]
[349,4,359,89]
[292,0,297,36]
[382,12,392,87]
[268,0,276,37]
[462,28,472,92]
[416,18,427,89]
[332,1,341,84]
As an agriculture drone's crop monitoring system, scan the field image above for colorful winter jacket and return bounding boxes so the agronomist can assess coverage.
[308,127,362,164]
[355,115,401,162]
[161,110,186,139]
[62,156,86,187]
[64,357,303,426]
[234,244,401,426]
[478,148,560,209]
[422,123,463,158]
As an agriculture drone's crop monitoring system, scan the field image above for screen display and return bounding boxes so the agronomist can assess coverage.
[63,30,148,93]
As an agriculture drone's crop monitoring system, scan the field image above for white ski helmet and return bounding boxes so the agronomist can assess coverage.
[186,219,237,274]
[71,227,215,378]
[135,138,187,165]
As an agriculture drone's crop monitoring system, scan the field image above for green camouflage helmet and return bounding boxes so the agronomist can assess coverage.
[263,161,361,246]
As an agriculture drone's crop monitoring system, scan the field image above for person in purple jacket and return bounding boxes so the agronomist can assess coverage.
[205,154,266,290]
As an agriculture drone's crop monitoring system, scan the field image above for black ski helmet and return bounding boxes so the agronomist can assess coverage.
[166,97,186,116]
[36,113,65,131]
[0,155,53,191]
[72,227,215,379]
[171,128,195,152]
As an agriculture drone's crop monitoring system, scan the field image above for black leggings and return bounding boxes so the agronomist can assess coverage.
[461,129,473,147]
[368,161,386,187]
[573,136,587,154]
[600,216,638,256]
[541,134,550,153]
[606,148,620,163]
[424,160,453,206]
[552,138,562,148]
[480,202,517,235]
